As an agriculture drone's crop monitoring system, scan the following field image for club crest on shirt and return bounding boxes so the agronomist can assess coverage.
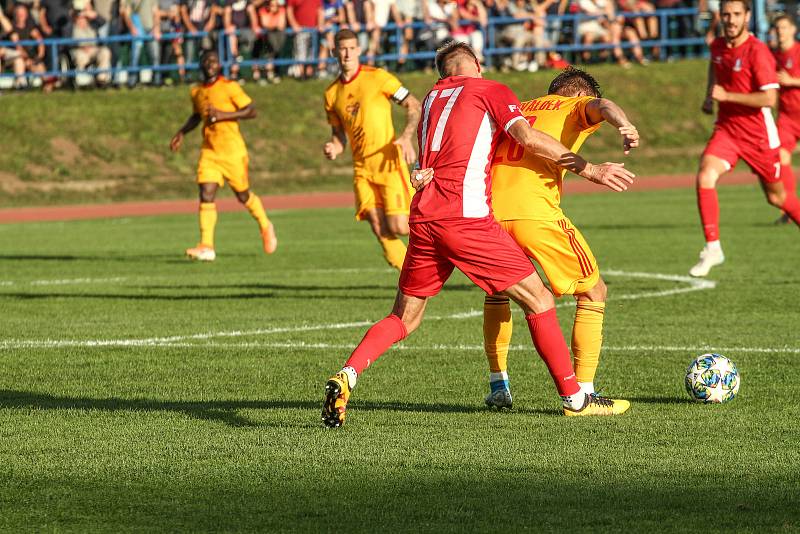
[788,59,794,69]
[733,58,743,72]
[713,55,721,64]
[346,102,360,119]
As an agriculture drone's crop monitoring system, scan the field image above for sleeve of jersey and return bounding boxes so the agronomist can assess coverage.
[228,82,253,109]
[572,96,598,130]
[379,71,410,103]
[324,94,343,128]
[755,44,779,91]
[483,83,525,132]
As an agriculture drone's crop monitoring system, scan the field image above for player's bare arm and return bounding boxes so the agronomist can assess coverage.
[323,125,347,160]
[170,113,202,152]
[777,70,800,87]
[393,94,421,165]
[585,98,640,154]
[507,119,635,192]
[206,102,257,124]
[710,85,777,108]
[702,62,716,114]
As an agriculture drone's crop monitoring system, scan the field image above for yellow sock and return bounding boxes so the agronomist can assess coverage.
[572,301,606,383]
[199,202,217,247]
[379,237,406,270]
[483,295,512,373]
[244,192,270,230]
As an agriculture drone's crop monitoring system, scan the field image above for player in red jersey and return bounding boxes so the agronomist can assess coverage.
[691,0,800,277]
[320,42,635,428]
[772,15,800,225]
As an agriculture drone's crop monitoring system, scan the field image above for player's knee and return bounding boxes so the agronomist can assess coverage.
[767,190,786,207]
[579,277,607,302]
[780,149,792,166]
[696,168,718,189]
[235,189,251,203]
[387,218,409,236]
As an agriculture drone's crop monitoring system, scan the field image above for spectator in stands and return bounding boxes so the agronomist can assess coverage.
[39,0,72,90]
[179,0,213,73]
[287,0,320,77]
[450,0,486,61]
[394,0,421,70]
[490,0,546,71]
[370,0,402,60]
[699,0,719,45]
[224,0,257,79]
[618,0,658,59]
[317,0,346,76]
[419,0,452,53]
[71,1,112,86]
[12,2,46,88]
[343,0,375,62]
[0,7,26,85]
[576,0,642,66]
[91,0,125,85]
[156,0,184,82]
[124,0,162,86]
[252,0,285,83]
[655,0,692,57]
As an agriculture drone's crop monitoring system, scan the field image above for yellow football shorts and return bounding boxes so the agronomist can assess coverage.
[500,217,600,297]
[197,152,250,193]
[353,163,414,221]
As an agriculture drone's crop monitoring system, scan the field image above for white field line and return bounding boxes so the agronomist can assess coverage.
[0,277,128,287]
[0,270,717,350]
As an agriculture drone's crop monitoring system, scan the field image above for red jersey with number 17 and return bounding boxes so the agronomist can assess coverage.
[710,35,780,147]
[773,42,800,117]
[411,76,525,222]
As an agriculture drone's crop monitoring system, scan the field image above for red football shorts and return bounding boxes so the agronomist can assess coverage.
[398,215,536,297]
[703,127,781,184]
[778,114,800,152]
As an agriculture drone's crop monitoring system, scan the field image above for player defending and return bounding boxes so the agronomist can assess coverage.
[480,68,639,408]
[323,29,421,271]
[691,0,800,277]
[772,15,800,225]
[170,50,277,262]
[321,42,635,428]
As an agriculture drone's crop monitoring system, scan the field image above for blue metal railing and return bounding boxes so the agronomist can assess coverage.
[0,7,709,83]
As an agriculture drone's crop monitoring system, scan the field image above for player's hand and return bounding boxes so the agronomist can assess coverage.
[394,135,417,165]
[170,131,183,152]
[584,162,635,192]
[778,69,792,86]
[701,96,714,115]
[710,84,728,103]
[619,124,639,155]
[206,105,221,124]
[410,167,434,191]
[323,141,342,160]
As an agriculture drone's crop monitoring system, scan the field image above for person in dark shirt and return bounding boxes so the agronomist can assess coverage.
[12,3,45,88]
[223,0,257,79]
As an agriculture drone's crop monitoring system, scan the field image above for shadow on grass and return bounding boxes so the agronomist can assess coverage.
[627,395,694,405]
[0,292,388,301]
[0,390,554,427]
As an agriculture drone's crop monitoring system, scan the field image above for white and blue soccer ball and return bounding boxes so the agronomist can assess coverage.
[685,353,740,403]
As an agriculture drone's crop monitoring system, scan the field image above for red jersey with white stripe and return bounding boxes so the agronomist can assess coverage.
[710,35,780,148]
[411,76,525,222]
[773,42,800,117]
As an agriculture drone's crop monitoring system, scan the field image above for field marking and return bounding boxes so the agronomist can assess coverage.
[0,269,716,350]
[0,277,128,287]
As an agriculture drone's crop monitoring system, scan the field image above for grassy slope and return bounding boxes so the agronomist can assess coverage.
[0,185,798,531]
[0,60,713,207]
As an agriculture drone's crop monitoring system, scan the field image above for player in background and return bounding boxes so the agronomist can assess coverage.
[321,42,635,428]
[479,68,639,408]
[772,15,800,225]
[691,0,800,277]
[170,50,277,262]
[323,29,421,271]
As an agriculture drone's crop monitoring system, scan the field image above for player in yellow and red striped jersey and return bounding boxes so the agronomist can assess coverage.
[483,67,640,408]
[323,29,421,271]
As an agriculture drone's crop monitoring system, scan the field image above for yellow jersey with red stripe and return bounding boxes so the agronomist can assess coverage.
[191,76,252,158]
[324,66,409,182]
[491,95,601,221]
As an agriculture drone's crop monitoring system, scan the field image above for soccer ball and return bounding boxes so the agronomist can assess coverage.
[684,353,740,403]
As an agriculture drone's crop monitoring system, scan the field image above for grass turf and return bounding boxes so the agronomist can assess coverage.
[1,184,799,532]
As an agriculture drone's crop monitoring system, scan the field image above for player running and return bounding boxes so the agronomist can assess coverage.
[321,42,634,429]
[772,15,800,225]
[170,50,277,262]
[323,29,421,271]
[690,0,800,277]
[479,67,639,409]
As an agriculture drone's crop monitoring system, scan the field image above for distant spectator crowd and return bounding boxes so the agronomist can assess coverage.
[0,0,721,90]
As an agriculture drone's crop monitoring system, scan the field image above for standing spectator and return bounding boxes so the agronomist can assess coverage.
[450,0,486,62]
[92,0,126,84]
[252,0,284,82]
[0,7,25,85]
[419,0,451,53]
[39,0,72,89]
[12,3,46,88]
[156,0,184,82]
[370,0,401,60]
[286,0,321,77]
[180,0,213,72]
[317,0,345,76]
[71,3,112,85]
[699,0,719,45]
[344,0,375,61]
[124,0,162,86]
[394,0,421,70]
[224,0,257,78]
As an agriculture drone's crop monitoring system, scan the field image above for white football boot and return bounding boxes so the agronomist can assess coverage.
[689,244,724,277]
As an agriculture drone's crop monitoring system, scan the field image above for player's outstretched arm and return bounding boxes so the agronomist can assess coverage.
[710,85,777,108]
[585,98,639,155]
[207,103,257,124]
[323,126,347,160]
[170,113,202,152]
[394,94,422,165]
[507,119,635,192]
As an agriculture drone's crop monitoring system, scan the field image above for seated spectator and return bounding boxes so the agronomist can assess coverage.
[155,0,185,83]
[419,0,452,53]
[576,0,642,66]
[394,0,422,70]
[71,2,112,86]
[0,8,25,85]
[699,0,719,46]
[252,0,285,83]
[491,0,556,71]
[370,0,402,61]
[179,0,214,74]
[450,0,486,62]
[224,0,258,79]
[617,0,658,59]
[287,0,321,78]
[123,0,162,86]
[38,0,71,90]
[344,0,376,63]
[11,3,46,89]
[317,0,345,76]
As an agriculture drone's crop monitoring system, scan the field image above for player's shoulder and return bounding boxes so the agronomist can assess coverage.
[324,77,340,96]
[709,36,726,52]
[362,65,396,81]
[746,35,772,55]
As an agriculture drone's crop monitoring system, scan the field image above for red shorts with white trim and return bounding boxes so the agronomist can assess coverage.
[398,215,536,297]
[703,128,781,184]
[778,114,800,152]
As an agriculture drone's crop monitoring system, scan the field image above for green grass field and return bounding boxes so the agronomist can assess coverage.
[1,184,799,532]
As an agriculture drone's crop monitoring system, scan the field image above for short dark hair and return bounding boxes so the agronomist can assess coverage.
[548,67,602,98]
[720,0,751,12]
[335,28,358,46]
[200,49,218,61]
[772,13,796,27]
[434,40,478,78]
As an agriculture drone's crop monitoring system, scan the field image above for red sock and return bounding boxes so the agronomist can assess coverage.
[782,165,797,200]
[344,315,408,375]
[781,194,800,226]
[697,187,720,242]
[525,309,580,397]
